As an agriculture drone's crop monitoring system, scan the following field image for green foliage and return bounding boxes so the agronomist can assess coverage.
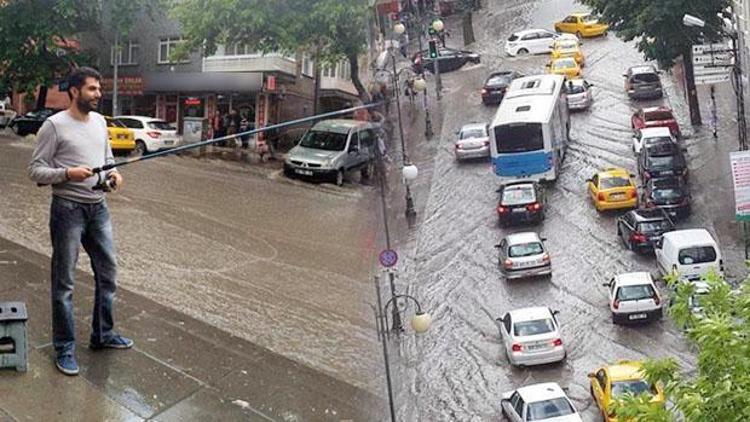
[613,269,750,421]
[578,0,731,67]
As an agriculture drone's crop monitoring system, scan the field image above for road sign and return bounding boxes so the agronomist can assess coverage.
[692,41,734,85]
[693,66,732,77]
[693,53,734,66]
[692,42,732,55]
[379,249,399,267]
[730,151,750,221]
[695,73,732,85]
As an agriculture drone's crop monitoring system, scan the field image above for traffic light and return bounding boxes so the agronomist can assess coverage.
[428,40,439,59]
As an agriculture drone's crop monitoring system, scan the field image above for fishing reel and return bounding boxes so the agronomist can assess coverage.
[92,171,117,192]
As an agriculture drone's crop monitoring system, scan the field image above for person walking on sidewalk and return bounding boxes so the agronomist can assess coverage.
[28,67,133,376]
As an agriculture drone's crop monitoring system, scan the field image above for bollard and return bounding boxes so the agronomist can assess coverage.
[0,302,28,372]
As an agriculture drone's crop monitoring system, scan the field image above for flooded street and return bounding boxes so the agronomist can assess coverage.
[393,0,746,420]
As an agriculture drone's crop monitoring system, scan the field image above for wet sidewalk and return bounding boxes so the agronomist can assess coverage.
[0,236,381,421]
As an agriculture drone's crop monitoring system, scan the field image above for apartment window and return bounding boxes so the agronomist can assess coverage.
[337,61,351,80]
[301,53,314,77]
[322,64,335,78]
[158,37,189,64]
[110,41,139,66]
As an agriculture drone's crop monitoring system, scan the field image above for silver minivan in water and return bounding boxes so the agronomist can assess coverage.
[283,119,378,186]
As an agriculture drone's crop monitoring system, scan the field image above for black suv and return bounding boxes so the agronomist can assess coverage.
[638,141,687,182]
[641,176,691,220]
[616,208,675,253]
[481,71,522,105]
[496,181,546,226]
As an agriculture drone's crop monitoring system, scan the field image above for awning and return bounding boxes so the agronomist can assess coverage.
[143,72,263,93]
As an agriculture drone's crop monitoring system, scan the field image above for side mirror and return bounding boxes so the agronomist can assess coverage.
[546,63,552,68]
[587,83,594,86]
[494,243,501,248]
[622,73,627,77]
[540,237,548,241]
[585,178,592,183]
[630,174,636,178]
[500,398,510,405]
[587,372,595,378]
[601,283,610,287]
[552,310,560,316]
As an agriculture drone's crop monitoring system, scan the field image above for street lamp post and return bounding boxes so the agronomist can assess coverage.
[431,19,444,100]
[373,275,431,422]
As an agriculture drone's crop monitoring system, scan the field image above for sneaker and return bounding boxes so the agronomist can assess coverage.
[90,334,134,350]
[55,354,79,376]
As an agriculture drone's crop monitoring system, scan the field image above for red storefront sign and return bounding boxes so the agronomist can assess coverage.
[266,75,276,91]
[184,97,201,106]
[101,76,144,96]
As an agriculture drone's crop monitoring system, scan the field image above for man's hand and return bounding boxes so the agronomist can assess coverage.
[66,166,93,182]
[109,172,123,190]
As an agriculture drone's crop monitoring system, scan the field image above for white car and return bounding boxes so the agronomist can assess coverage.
[0,103,16,128]
[115,115,182,154]
[505,29,560,56]
[498,306,566,366]
[496,232,552,280]
[632,127,676,155]
[563,79,593,111]
[501,382,583,422]
[603,272,663,324]
[455,123,490,160]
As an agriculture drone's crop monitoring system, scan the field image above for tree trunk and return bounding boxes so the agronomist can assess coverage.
[348,53,370,103]
[462,11,475,46]
[683,46,702,126]
[313,50,321,115]
[35,86,48,110]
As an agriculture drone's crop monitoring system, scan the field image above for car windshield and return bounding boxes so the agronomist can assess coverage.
[526,398,576,421]
[639,221,671,233]
[508,242,544,257]
[553,59,575,69]
[643,136,673,147]
[653,187,683,200]
[645,111,674,121]
[611,380,657,397]
[600,177,631,189]
[299,130,348,151]
[460,128,487,139]
[632,73,659,83]
[513,318,555,336]
[557,41,578,50]
[488,74,512,86]
[617,284,656,301]
[147,121,175,130]
[502,185,536,205]
[566,83,585,94]
[494,123,544,153]
[678,246,717,265]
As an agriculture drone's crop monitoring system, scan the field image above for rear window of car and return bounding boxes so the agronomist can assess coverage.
[565,83,585,94]
[600,177,631,189]
[552,59,576,69]
[647,155,679,168]
[513,318,555,336]
[611,380,657,397]
[632,73,660,83]
[526,398,576,421]
[487,74,512,85]
[638,220,671,233]
[460,127,487,139]
[557,41,578,50]
[508,242,544,257]
[147,121,175,130]
[502,185,536,205]
[653,186,683,200]
[616,284,655,301]
[643,136,673,147]
[678,246,717,265]
[645,111,674,121]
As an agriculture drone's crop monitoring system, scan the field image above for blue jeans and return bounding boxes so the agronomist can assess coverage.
[50,195,118,356]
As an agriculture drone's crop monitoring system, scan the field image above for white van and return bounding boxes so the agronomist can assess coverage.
[655,229,723,281]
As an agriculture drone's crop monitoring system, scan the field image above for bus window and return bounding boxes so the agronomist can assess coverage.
[494,123,544,153]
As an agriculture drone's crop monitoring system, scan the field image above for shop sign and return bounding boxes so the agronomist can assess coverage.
[184,96,202,106]
[266,75,276,91]
[101,76,143,96]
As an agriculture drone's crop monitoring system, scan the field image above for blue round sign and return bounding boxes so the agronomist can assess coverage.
[379,249,399,268]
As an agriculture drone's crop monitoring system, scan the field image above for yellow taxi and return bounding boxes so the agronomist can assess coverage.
[546,57,581,80]
[105,116,136,152]
[588,360,666,421]
[554,12,609,38]
[587,168,638,211]
[551,38,585,66]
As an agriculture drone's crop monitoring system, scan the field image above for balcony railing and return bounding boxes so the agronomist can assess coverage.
[202,53,297,75]
[320,76,358,96]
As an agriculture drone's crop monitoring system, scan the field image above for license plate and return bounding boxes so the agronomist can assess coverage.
[295,169,313,176]
[629,313,648,320]
[610,193,625,200]
[669,211,677,217]
[527,343,547,350]
[512,208,526,213]
[661,171,674,175]
[516,261,535,268]
[117,134,127,139]
[164,140,174,145]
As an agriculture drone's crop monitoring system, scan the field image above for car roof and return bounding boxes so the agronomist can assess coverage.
[597,167,630,178]
[571,12,591,17]
[514,28,552,36]
[509,306,553,322]
[607,360,646,381]
[460,123,487,131]
[615,272,654,286]
[662,229,716,245]
[640,127,672,137]
[505,231,542,245]
[312,119,372,133]
[629,65,658,74]
[642,106,672,113]
[503,180,537,188]
[629,208,669,221]
[515,382,568,403]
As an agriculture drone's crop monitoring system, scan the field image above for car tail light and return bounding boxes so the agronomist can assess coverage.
[481,88,488,95]
[497,206,509,214]
[542,253,550,263]
[147,131,161,138]
[613,299,620,310]
[597,192,605,201]
[456,143,463,149]
[552,338,563,347]
[484,140,490,147]
[653,295,661,306]
[527,202,542,211]
[504,259,514,269]
[630,232,647,243]
[511,343,523,352]
[629,190,637,199]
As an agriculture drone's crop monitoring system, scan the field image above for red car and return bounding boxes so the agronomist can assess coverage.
[631,106,681,138]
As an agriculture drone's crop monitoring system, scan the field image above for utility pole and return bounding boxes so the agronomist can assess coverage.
[113,31,120,117]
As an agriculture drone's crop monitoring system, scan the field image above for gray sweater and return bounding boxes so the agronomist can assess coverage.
[28,110,117,203]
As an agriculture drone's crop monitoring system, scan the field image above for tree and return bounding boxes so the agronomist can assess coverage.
[578,0,731,126]
[170,0,372,106]
[611,270,750,421]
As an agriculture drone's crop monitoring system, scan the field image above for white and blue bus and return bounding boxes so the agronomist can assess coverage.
[489,74,570,183]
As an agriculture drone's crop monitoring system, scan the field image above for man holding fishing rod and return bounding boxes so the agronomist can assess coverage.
[28,67,131,376]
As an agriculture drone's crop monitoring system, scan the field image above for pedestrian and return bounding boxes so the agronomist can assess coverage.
[439,29,450,48]
[27,67,132,376]
[399,31,409,58]
[226,109,239,147]
[214,112,227,146]
[239,114,251,149]
[710,85,718,139]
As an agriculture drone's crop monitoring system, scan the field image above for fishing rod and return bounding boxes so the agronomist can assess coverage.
[39,101,385,191]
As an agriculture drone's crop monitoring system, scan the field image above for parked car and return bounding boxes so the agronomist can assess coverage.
[602,272,663,324]
[115,115,181,155]
[497,181,546,226]
[554,12,609,38]
[638,141,688,182]
[624,65,663,100]
[9,108,60,136]
[632,127,676,155]
[550,38,585,66]
[105,116,136,153]
[495,232,552,279]
[412,47,480,74]
[480,71,523,105]
[505,29,561,56]
[0,103,17,128]
[587,168,638,212]
[588,360,665,421]
[546,57,581,79]
[502,382,582,422]
[616,208,675,253]
[284,119,378,186]
[564,79,593,111]
[642,176,691,219]
[498,307,565,366]
[631,106,681,138]
[454,123,490,160]
[655,229,723,282]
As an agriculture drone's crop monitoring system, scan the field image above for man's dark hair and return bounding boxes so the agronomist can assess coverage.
[67,67,101,99]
